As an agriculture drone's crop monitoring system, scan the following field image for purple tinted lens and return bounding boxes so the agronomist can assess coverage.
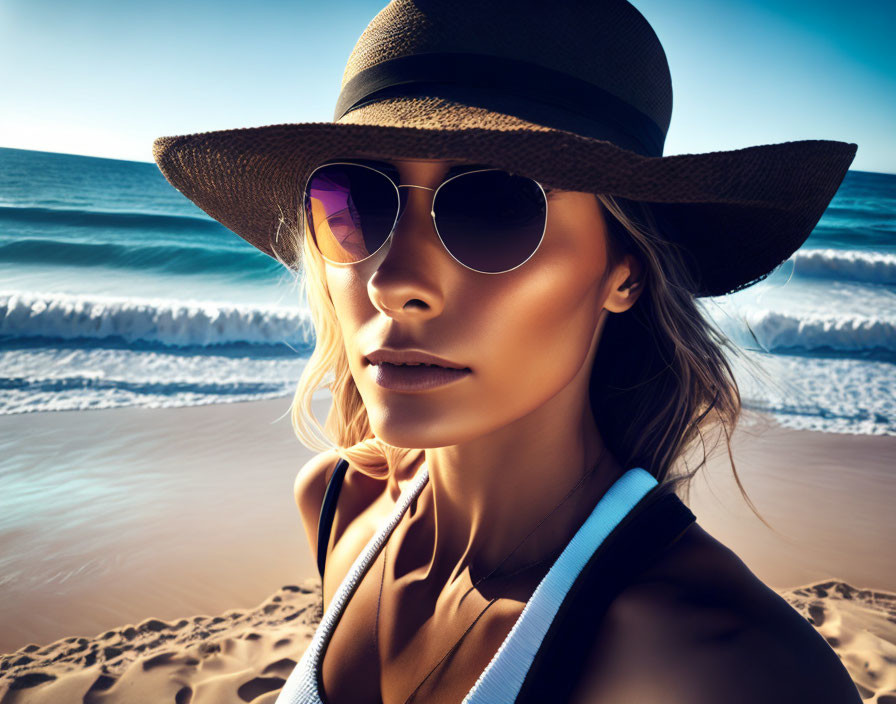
[303,163,397,263]
[435,170,546,273]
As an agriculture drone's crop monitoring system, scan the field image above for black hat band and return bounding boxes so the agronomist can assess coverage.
[333,52,666,158]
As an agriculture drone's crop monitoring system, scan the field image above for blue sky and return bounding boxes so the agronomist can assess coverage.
[0,0,892,173]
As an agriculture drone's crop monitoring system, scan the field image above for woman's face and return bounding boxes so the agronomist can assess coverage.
[323,158,639,450]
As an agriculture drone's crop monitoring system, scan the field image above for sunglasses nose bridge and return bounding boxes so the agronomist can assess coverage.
[395,183,438,231]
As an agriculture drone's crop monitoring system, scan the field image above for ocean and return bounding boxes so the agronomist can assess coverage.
[1,146,894,435]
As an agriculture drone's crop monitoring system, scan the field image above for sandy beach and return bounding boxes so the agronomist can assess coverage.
[1,397,894,701]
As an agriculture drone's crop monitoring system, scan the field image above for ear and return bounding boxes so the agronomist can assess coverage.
[603,253,644,313]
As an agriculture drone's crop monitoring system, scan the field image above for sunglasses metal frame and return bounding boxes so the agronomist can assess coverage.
[303,160,550,275]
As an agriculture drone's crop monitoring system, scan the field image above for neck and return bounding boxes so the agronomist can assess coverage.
[405,378,625,592]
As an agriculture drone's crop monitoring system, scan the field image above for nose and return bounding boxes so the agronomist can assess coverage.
[366,176,450,317]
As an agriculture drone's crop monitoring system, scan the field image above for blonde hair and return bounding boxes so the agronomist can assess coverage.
[281,187,777,528]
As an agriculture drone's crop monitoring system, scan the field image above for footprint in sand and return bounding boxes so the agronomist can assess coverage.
[237,676,286,701]
[808,602,826,627]
[84,673,117,703]
[141,651,199,670]
[8,671,56,690]
[262,658,297,679]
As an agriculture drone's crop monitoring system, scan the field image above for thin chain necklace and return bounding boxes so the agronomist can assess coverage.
[375,449,607,704]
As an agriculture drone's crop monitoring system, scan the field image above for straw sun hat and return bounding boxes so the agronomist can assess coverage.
[152,0,857,298]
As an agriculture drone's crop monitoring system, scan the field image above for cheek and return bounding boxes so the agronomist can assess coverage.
[472,240,606,401]
[325,267,369,348]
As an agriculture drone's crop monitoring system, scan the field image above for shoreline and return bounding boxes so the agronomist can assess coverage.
[688,408,895,591]
[0,395,331,656]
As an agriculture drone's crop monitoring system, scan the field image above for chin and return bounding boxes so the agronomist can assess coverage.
[367,421,452,451]
[366,405,484,450]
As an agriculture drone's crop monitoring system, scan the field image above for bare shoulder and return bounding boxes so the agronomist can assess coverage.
[293,449,423,571]
[568,523,862,704]
[293,449,345,567]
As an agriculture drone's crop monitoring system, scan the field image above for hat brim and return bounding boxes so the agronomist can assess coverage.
[152,97,857,297]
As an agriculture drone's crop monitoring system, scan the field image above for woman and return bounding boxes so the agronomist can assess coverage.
[152,1,862,702]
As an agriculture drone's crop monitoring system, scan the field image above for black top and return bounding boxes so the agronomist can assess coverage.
[517,481,695,702]
[316,457,351,579]
[315,459,696,702]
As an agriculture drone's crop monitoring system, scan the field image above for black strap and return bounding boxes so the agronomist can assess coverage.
[515,485,697,703]
[317,457,350,579]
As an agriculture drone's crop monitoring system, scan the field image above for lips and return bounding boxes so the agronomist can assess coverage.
[369,361,472,391]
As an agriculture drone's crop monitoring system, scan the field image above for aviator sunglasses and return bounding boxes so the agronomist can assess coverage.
[302,159,551,274]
